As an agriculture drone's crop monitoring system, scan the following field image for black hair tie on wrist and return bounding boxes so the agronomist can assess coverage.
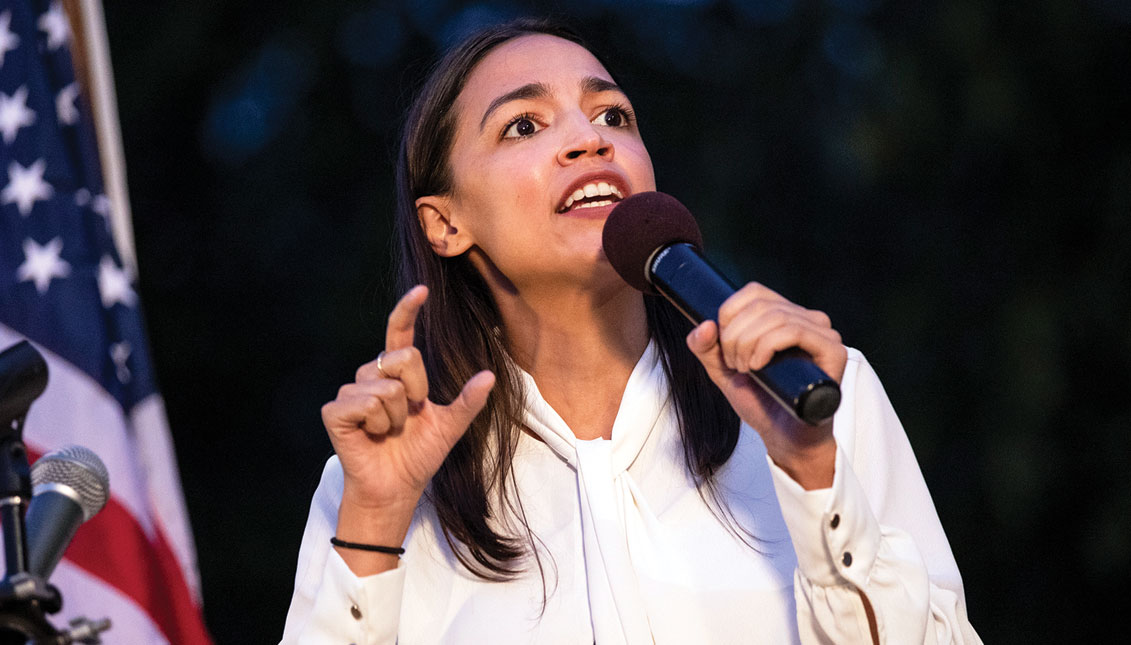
[330,537,405,555]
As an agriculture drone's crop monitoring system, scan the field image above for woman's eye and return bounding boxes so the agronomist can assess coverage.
[503,116,542,139]
[592,107,630,128]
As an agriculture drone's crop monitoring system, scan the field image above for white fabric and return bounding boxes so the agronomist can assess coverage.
[281,346,981,644]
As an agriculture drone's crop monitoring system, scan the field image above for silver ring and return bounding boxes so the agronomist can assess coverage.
[376,351,388,378]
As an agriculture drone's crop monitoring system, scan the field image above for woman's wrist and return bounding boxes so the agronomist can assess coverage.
[767,438,837,491]
[337,489,417,541]
[334,488,419,576]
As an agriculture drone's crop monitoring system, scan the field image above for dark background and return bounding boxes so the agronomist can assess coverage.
[100,0,1129,642]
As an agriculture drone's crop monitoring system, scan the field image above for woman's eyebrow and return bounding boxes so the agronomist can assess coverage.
[581,76,622,96]
[477,77,625,132]
[479,82,552,131]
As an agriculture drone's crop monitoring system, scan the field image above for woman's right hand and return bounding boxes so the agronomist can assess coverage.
[321,285,495,572]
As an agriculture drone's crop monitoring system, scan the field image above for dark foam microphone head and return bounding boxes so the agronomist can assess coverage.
[602,192,703,294]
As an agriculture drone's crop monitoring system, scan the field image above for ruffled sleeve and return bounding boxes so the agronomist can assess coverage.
[279,456,406,645]
[767,349,982,644]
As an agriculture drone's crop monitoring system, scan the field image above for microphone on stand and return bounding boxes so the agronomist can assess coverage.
[0,340,114,642]
[602,191,841,426]
[0,340,48,430]
[0,444,112,644]
[26,446,110,581]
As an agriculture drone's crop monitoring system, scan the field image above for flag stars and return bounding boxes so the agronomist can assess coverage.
[0,11,19,69]
[76,189,112,229]
[2,159,54,216]
[0,86,36,143]
[110,341,132,383]
[98,255,136,308]
[17,237,71,294]
[92,194,111,218]
[56,82,79,125]
[37,2,70,51]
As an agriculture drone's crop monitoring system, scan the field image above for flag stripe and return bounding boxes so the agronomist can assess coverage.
[52,561,170,644]
[130,394,204,598]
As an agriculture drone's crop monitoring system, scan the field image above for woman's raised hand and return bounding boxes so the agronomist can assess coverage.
[321,285,495,572]
[685,282,847,490]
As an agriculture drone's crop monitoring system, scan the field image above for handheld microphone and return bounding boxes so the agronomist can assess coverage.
[25,446,110,580]
[602,191,841,425]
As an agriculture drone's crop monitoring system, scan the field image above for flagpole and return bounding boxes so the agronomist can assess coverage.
[69,0,137,276]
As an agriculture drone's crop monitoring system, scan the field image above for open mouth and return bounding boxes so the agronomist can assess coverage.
[557,180,626,213]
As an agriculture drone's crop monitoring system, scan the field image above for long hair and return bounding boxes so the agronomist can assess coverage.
[393,17,741,580]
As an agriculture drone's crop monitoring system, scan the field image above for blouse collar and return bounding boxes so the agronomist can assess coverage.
[517,341,670,474]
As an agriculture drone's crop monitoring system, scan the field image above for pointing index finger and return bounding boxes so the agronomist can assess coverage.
[386,285,428,352]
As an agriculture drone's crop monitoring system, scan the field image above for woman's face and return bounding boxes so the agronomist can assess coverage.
[426,34,656,292]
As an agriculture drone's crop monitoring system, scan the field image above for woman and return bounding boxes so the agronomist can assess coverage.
[282,18,980,644]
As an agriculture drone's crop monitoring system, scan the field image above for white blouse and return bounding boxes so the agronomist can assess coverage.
[281,346,981,644]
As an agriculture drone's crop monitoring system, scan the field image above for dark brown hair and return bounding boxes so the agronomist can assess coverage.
[393,17,740,579]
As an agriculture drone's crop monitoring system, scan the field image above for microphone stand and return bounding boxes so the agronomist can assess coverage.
[0,342,109,645]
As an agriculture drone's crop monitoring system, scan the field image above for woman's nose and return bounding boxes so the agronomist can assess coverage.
[557,119,614,165]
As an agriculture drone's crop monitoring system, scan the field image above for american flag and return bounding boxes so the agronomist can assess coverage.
[0,1,211,642]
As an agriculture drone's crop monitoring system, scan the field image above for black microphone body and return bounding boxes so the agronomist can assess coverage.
[648,242,841,425]
[602,192,841,426]
[0,340,48,427]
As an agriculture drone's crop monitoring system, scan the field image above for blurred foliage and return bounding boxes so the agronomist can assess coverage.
[101,0,1129,642]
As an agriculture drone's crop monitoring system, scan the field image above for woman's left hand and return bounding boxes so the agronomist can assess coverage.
[686,282,847,490]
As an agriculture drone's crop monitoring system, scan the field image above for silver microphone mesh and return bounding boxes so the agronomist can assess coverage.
[30,445,110,521]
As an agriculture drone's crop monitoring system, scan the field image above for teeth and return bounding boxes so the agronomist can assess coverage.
[574,199,613,209]
[561,181,624,210]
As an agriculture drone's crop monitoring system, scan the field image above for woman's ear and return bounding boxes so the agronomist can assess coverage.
[416,195,473,257]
